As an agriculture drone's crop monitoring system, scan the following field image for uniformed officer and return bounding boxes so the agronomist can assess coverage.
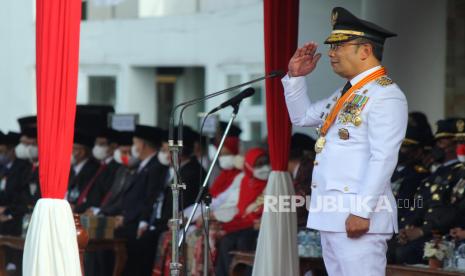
[390,118,465,264]
[282,7,407,276]
[391,116,431,219]
[445,119,465,245]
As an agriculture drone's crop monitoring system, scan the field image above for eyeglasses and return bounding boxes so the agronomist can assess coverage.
[328,42,367,51]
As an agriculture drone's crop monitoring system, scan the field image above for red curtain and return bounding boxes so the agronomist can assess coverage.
[264,0,299,171]
[36,0,82,198]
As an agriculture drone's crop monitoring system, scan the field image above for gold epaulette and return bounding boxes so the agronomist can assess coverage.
[375,76,394,87]
[414,165,428,174]
[453,163,464,170]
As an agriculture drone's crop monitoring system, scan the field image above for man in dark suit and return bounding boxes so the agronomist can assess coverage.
[116,125,167,276]
[74,128,121,214]
[0,131,31,236]
[133,126,205,276]
[159,126,205,220]
[67,131,100,208]
[16,116,41,209]
[99,131,137,217]
[0,131,31,276]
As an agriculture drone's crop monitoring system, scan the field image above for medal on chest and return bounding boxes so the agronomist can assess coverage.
[314,67,386,154]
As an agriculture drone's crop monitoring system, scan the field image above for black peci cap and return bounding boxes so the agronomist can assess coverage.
[74,130,95,148]
[0,132,21,146]
[134,125,165,148]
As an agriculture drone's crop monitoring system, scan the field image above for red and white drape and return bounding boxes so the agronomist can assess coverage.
[23,0,82,275]
[253,0,300,275]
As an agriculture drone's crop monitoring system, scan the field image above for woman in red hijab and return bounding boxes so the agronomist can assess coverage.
[209,137,241,198]
[189,137,241,275]
[214,147,270,276]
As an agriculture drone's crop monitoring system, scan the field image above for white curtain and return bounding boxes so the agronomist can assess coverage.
[252,171,299,276]
[23,199,81,276]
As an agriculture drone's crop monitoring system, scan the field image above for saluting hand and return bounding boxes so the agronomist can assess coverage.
[345,214,370,238]
[288,41,322,77]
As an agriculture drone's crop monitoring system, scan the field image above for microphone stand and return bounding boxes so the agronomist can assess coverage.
[203,194,212,276]
[169,142,184,276]
[168,71,282,276]
[178,104,239,250]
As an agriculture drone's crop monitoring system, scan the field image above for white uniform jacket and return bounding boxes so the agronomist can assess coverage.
[282,66,408,233]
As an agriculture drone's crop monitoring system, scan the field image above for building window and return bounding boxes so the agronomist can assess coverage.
[88,76,116,106]
[250,121,262,142]
[157,76,176,129]
[249,73,263,105]
[81,0,88,21]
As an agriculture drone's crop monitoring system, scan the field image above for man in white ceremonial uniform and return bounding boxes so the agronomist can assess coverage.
[282,7,408,276]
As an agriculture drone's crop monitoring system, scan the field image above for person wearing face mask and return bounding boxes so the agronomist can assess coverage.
[98,131,137,216]
[209,137,241,198]
[0,131,32,275]
[388,119,465,265]
[151,126,207,275]
[74,128,122,214]
[79,131,136,276]
[214,148,270,276]
[16,116,42,208]
[16,116,39,162]
[67,130,100,207]
[179,137,242,275]
[0,131,31,236]
[408,112,435,170]
[390,122,431,222]
[115,125,169,276]
[21,127,41,208]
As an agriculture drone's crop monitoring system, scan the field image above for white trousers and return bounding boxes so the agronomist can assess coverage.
[320,231,392,276]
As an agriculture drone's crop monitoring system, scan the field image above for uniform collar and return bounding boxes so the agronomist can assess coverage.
[349,65,382,86]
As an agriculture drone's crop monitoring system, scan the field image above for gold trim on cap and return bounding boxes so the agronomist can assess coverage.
[402,138,419,146]
[325,33,353,43]
[331,30,365,36]
[435,132,455,139]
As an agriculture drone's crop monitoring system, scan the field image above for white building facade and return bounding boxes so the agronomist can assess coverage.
[1,0,463,140]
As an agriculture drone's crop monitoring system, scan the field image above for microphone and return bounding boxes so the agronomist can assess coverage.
[169,70,284,145]
[268,70,285,78]
[209,87,255,114]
